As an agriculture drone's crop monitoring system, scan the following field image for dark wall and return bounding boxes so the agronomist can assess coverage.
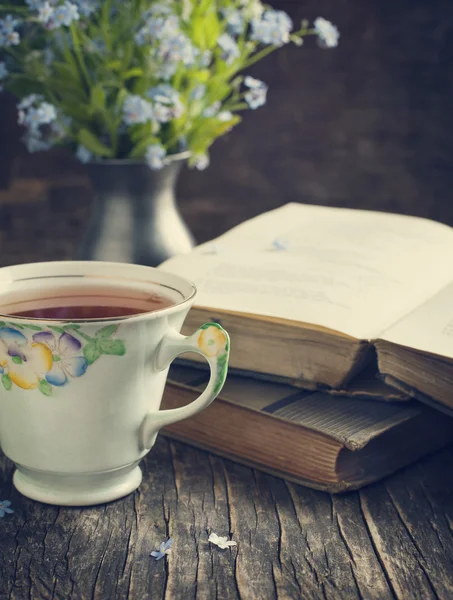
[1,0,453,262]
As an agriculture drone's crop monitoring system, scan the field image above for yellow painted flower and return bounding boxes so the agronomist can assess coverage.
[197,325,228,358]
[0,327,52,390]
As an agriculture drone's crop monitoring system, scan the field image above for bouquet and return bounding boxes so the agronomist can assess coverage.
[0,1,339,170]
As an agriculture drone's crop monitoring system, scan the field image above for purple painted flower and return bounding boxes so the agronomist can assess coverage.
[150,538,173,560]
[0,500,14,517]
[33,331,88,386]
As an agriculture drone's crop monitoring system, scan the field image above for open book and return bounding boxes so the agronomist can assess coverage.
[160,203,453,412]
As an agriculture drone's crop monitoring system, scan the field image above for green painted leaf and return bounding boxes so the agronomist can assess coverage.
[49,326,65,333]
[38,379,52,396]
[83,341,102,365]
[96,324,118,339]
[2,374,12,391]
[0,321,6,328]
[64,324,81,330]
[78,128,113,158]
[99,339,126,356]
[21,324,42,331]
[8,322,24,329]
[11,356,23,365]
[52,355,61,362]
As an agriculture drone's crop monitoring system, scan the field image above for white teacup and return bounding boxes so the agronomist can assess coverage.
[0,261,229,506]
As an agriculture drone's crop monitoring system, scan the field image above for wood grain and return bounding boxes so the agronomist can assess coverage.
[1,439,453,599]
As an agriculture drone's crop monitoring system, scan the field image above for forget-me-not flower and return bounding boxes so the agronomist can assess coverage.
[37,2,54,25]
[208,532,237,549]
[53,2,80,27]
[251,9,293,46]
[123,95,153,125]
[150,538,173,560]
[244,76,267,109]
[194,154,209,171]
[0,15,21,47]
[218,33,240,64]
[203,102,221,118]
[74,0,99,17]
[314,17,340,48]
[145,144,167,170]
[147,84,184,122]
[223,8,245,36]
[0,500,14,518]
[76,145,92,164]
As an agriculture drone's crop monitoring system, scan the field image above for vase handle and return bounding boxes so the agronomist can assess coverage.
[139,323,230,451]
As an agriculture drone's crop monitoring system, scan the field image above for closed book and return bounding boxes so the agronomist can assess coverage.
[160,203,453,413]
[161,365,453,493]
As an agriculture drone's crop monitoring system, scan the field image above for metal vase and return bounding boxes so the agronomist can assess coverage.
[75,157,195,267]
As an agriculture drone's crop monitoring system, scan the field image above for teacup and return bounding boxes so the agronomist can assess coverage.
[0,261,229,506]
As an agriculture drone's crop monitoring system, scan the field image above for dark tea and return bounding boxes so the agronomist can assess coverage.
[4,286,176,320]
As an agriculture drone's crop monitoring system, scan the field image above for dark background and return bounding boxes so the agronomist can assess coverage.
[1,0,453,264]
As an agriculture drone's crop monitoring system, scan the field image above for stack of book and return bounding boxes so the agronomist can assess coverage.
[159,203,453,492]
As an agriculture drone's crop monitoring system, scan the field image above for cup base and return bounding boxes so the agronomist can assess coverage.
[13,462,143,506]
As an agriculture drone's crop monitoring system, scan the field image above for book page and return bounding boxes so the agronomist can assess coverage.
[160,203,453,339]
[379,280,453,358]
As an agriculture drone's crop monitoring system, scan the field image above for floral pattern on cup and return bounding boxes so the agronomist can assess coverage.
[0,322,126,396]
[196,323,229,395]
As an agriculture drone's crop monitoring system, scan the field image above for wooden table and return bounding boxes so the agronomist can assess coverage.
[1,436,453,599]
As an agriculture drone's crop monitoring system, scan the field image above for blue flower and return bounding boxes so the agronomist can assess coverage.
[33,331,88,386]
[74,0,99,17]
[199,50,212,68]
[145,144,167,170]
[190,84,206,102]
[0,15,21,47]
[53,2,80,28]
[203,102,221,118]
[244,76,267,109]
[194,154,209,171]
[76,145,92,163]
[147,84,184,122]
[0,500,14,518]
[251,9,293,46]
[37,2,54,25]
[24,132,52,153]
[123,95,153,125]
[222,8,244,36]
[26,0,47,9]
[314,17,339,48]
[218,33,240,65]
[150,538,173,560]
[218,111,234,122]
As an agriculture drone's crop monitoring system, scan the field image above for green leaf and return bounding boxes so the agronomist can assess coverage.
[0,321,6,328]
[64,324,81,330]
[123,68,144,80]
[78,129,114,158]
[8,322,24,329]
[83,341,102,365]
[128,135,160,159]
[192,12,220,49]
[90,85,106,112]
[38,379,52,396]
[105,60,122,71]
[96,324,118,339]
[21,324,42,331]
[49,326,66,333]
[11,356,23,365]
[52,355,61,362]
[99,339,126,356]
[2,374,12,391]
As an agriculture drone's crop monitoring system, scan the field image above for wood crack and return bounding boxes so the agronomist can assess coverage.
[358,493,398,600]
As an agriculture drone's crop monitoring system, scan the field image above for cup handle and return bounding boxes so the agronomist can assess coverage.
[139,322,230,451]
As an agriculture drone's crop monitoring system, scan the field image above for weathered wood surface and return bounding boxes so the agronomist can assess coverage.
[1,439,453,600]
